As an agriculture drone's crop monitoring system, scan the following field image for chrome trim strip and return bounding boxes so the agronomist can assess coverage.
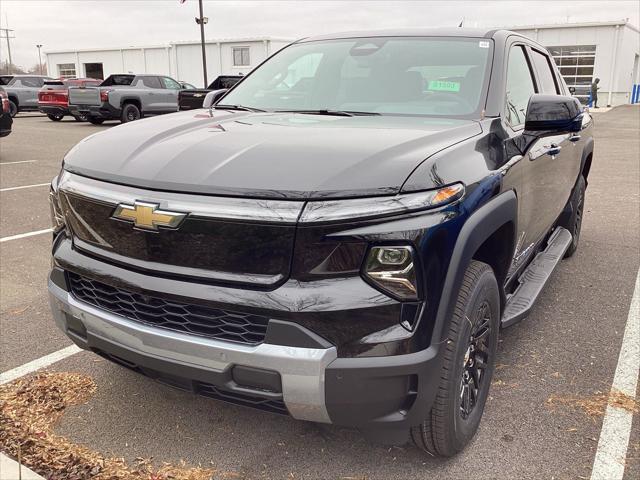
[58,171,305,224]
[49,280,336,423]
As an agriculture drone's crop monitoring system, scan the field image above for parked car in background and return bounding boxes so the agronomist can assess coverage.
[0,87,12,136]
[68,74,182,124]
[5,75,55,117]
[178,75,242,110]
[39,78,102,122]
[48,29,593,457]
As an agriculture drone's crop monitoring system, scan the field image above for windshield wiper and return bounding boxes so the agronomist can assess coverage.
[276,109,381,117]
[214,104,266,112]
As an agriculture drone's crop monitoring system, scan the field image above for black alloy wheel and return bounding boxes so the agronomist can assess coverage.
[460,301,492,419]
[562,174,586,258]
[121,103,141,123]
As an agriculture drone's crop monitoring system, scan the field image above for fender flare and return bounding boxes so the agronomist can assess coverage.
[431,190,517,344]
[119,96,142,111]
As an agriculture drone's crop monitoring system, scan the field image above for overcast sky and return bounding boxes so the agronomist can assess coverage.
[1,0,638,69]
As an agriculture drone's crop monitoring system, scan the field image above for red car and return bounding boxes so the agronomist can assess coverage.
[38,78,102,121]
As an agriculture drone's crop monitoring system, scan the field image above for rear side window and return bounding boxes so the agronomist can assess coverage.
[505,46,536,128]
[17,77,45,88]
[531,50,559,94]
[141,76,162,89]
[101,75,134,86]
[161,77,181,90]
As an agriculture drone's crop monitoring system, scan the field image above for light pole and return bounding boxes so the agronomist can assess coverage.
[36,44,43,75]
[194,0,208,88]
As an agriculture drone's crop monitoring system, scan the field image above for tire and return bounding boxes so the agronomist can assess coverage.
[411,260,500,457]
[121,103,141,123]
[72,114,88,122]
[88,117,105,125]
[8,99,17,117]
[560,175,586,258]
[47,113,64,121]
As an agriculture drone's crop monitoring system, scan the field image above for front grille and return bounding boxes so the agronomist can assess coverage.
[68,273,269,344]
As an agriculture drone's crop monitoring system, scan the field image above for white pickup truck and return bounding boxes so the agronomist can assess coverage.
[68,74,183,124]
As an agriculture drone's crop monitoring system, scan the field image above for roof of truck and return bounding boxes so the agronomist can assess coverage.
[300,28,513,42]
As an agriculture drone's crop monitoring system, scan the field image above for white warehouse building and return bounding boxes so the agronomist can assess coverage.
[509,20,640,106]
[44,20,640,106]
[44,37,292,88]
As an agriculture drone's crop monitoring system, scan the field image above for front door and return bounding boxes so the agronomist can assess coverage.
[504,45,572,268]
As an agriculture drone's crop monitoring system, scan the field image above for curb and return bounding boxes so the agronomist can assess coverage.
[0,453,45,480]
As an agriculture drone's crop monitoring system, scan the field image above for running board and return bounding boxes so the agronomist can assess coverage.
[501,227,572,328]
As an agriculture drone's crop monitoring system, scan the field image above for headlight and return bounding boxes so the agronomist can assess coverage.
[299,183,464,223]
[363,245,420,300]
[49,177,66,235]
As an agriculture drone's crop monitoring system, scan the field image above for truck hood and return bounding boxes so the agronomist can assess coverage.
[63,109,482,199]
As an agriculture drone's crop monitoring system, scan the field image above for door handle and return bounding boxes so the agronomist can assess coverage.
[546,144,562,156]
[569,134,581,142]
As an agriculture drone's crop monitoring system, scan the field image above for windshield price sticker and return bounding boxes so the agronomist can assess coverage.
[479,41,490,48]
[428,80,461,92]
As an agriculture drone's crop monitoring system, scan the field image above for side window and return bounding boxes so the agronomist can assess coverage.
[22,77,44,88]
[161,77,181,90]
[505,46,536,128]
[531,50,559,94]
[141,76,162,89]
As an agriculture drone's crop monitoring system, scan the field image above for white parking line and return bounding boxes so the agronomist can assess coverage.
[0,183,49,192]
[590,269,640,480]
[0,345,82,385]
[0,160,38,165]
[0,228,53,243]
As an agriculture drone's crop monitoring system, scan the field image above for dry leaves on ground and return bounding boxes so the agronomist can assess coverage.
[0,372,218,480]
[546,388,639,418]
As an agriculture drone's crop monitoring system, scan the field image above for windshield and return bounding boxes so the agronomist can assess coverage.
[221,37,492,116]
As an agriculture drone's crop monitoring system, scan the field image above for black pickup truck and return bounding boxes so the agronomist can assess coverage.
[49,29,592,457]
[178,75,242,110]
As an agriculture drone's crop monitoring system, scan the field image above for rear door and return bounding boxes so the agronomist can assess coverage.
[160,76,181,112]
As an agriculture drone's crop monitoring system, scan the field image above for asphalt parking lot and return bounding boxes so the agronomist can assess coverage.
[1,109,639,479]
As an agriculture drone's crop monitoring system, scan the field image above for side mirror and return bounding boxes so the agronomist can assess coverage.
[203,89,228,108]
[524,94,583,134]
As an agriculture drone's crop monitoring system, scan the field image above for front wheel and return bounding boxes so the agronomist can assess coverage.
[411,260,500,457]
[47,113,64,121]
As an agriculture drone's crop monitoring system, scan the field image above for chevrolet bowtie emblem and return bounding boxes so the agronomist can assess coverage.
[112,201,186,231]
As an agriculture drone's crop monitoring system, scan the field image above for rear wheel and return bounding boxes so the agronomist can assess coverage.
[8,99,17,117]
[411,260,499,457]
[560,175,586,258]
[47,113,64,121]
[87,117,105,125]
[121,103,141,123]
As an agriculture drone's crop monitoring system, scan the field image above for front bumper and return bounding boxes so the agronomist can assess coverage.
[49,264,442,440]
